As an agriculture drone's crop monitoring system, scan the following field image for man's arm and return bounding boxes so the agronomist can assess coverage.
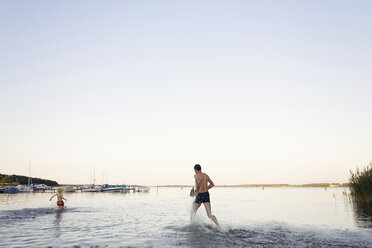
[207,175,215,190]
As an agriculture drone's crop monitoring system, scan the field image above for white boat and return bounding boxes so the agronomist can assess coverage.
[65,186,77,192]
[81,185,101,192]
[102,185,127,192]
[17,184,34,192]
[127,186,135,191]
[102,187,121,192]
[135,186,150,192]
[34,184,50,190]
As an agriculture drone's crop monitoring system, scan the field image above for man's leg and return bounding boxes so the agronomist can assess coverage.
[193,203,201,213]
[191,203,201,223]
[203,202,220,226]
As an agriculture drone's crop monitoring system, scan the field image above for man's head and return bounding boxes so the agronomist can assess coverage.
[57,188,64,193]
[194,164,201,172]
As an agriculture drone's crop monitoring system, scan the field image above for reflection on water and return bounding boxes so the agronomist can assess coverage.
[352,202,372,228]
[54,208,63,238]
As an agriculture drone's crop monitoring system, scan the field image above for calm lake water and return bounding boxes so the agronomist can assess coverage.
[1,187,372,247]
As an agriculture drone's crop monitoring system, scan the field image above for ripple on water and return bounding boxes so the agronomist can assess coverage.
[1,189,372,247]
[164,222,372,248]
[0,207,85,223]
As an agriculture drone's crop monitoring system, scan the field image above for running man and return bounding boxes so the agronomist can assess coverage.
[192,164,220,227]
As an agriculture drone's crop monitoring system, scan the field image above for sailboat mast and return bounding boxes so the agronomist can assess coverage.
[28,161,31,185]
[93,167,96,185]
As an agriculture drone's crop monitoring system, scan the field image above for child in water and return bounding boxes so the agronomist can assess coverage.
[50,188,67,207]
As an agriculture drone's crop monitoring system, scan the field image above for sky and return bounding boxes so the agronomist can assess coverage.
[0,0,371,186]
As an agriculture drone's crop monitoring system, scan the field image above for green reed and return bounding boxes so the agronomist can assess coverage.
[349,162,372,204]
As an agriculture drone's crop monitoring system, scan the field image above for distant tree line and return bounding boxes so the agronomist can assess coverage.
[0,173,58,186]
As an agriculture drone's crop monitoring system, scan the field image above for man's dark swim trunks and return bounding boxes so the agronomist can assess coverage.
[195,192,210,204]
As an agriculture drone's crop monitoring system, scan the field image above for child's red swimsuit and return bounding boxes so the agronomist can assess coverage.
[57,201,64,207]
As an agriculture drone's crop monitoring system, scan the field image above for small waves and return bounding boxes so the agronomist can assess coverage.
[0,207,80,224]
[165,222,372,248]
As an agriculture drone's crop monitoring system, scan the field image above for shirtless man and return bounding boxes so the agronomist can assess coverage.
[193,164,220,227]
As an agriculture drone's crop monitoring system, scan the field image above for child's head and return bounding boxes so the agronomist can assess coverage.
[57,188,64,193]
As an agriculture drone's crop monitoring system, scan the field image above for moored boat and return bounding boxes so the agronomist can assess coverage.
[102,184,127,192]
[17,184,34,193]
[135,186,150,192]
[4,186,19,193]
[126,186,135,191]
[33,184,51,191]
[81,185,101,192]
[65,186,77,192]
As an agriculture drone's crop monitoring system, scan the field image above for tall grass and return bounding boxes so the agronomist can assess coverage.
[349,162,372,204]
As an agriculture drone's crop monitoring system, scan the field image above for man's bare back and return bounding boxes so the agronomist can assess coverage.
[194,172,214,195]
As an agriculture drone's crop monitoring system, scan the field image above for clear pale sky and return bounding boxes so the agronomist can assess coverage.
[0,1,371,185]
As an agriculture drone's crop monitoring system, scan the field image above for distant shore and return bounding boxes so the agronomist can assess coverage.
[155,183,349,188]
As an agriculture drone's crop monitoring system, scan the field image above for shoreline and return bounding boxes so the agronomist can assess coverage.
[155,183,348,188]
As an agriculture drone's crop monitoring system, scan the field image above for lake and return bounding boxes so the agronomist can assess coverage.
[1,187,372,247]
